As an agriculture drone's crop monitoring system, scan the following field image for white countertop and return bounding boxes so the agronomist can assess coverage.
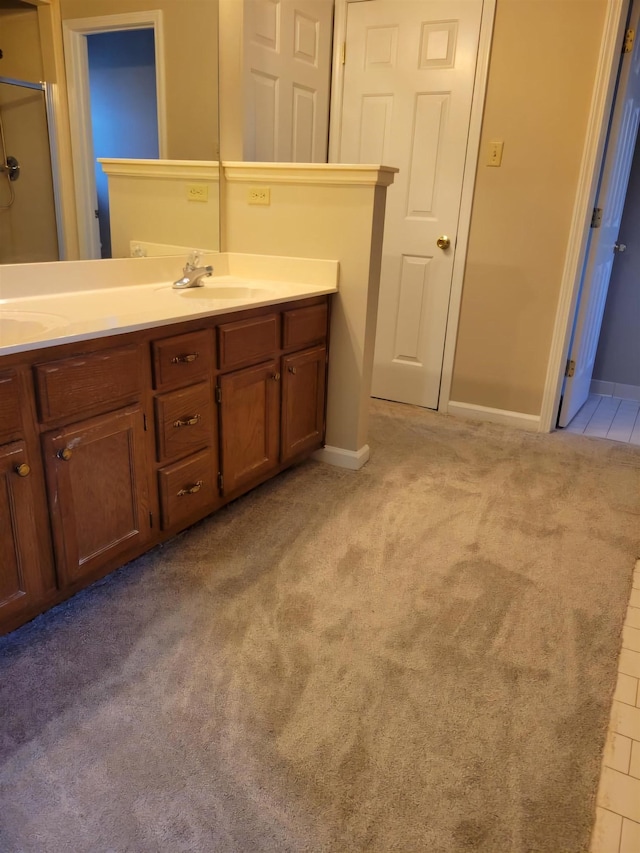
[0,254,339,357]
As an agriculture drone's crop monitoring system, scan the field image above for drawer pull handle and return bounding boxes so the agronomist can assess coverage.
[15,463,31,478]
[288,366,297,375]
[177,480,203,497]
[173,414,201,428]
[58,447,73,461]
[171,352,199,364]
[271,372,281,381]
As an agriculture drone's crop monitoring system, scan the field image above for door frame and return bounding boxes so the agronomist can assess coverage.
[63,11,168,259]
[540,0,630,432]
[328,0,497,412]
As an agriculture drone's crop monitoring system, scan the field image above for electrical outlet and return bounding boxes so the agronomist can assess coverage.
[487,141,504,167]
[186,184,209,202]
[248,187,271,206]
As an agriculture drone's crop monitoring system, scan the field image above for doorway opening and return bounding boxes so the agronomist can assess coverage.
[85,29,159,258]
[554,0,640,447]
[563,134,640,445]
[63,10,167,260]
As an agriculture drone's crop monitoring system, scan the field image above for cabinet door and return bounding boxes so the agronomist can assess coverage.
[219,361,280,494]
[0,441,48,625]
[281,346,327,463]
[42,405,150,587]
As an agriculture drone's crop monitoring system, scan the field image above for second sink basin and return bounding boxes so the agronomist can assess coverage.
[0,310,69,345]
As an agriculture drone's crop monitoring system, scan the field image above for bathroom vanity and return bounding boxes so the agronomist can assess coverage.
[0,254,337,636]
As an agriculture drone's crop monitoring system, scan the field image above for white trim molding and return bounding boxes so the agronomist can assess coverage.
[99,159,220,181]
[591,379,640,401]
[448,402,541,432]
[223,162,398,187]
[439,0,497,414]
[313,444,371,470]
[538,0,629,433]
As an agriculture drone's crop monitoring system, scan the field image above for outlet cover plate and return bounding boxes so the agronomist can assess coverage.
[186,184,209,202]
[248,187,271,205]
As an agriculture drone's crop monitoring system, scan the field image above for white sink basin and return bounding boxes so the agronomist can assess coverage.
[0,310,69,345]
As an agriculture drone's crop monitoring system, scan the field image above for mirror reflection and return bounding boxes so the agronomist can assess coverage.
[0,0,219,264]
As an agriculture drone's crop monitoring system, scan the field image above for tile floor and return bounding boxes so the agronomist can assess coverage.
[565,395,640,444]
[590,561,640,852]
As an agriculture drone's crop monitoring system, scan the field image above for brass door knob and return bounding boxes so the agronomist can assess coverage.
[436,235,451,250]
[15,463,31,478]
[58,447,72,461]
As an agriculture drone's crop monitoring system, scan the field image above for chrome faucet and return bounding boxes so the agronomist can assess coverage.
[172,258,213,289]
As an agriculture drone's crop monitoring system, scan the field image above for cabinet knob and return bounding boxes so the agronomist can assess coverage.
[177,480,203,496]
[173,414,201,428]
[171,352,199,364]
[58,447,73,461]
[288,366,297,375]
[271,372,281,381]
[15,462,31,478]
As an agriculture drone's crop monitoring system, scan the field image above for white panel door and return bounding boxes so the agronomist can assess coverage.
[339,0,483,408]
[558,12,640,427]
[244,0,334,162]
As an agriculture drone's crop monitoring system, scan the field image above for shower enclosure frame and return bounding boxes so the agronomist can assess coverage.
[0,74,65,260]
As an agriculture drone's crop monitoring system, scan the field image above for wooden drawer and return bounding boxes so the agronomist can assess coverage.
[34,345,142,423]
[154,381,214,463]
[218,313,279,371]
[158,448,217,530]
[0,371,22,440]
[282,302,328,350]
[152,330,212,391]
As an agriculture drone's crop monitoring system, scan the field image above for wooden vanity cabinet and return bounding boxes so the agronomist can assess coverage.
[34,343,151,590]
[216,298,330,497]
[151,328,220,532]
[0,294,331,637]
[218,360,281,494]
[41,405,151,588]
[281,345,327,463]
[0,440,51,625]
[0,370,56,631]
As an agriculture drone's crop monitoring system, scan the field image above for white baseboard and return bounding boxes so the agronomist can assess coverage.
[590,379,615,396]
[447,401,541,432]
[591,379,640,402]
[312,444,370,470]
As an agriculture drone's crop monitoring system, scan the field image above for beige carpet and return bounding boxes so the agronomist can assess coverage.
[1,400,639,852]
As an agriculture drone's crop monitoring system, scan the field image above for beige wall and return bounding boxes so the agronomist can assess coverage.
[105,165,220,257]
[59,0,219,161]
[0,5,44,81]
[451,0,607,415]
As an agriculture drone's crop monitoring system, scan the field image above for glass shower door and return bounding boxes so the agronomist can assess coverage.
[0,77,59,264]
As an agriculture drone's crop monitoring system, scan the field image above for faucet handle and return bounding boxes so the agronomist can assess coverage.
[186,250,202,270]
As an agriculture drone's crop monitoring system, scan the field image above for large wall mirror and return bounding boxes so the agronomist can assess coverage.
[0,0,339,266]
[0,0,219,265]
